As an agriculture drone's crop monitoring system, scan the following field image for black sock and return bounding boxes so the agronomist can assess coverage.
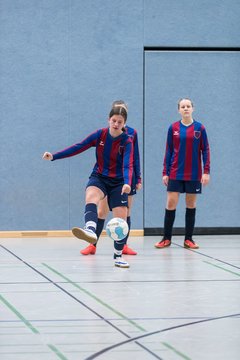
[185,208,196,240]
[163,209,176,240]
[93,218,105,247]
[114,238,125,258]
[84,203,97,233]
[122,216,131,245]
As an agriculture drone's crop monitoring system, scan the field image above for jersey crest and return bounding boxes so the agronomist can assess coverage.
[194,131,201,139]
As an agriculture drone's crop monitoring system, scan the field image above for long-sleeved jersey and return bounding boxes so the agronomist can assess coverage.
[163,120,210,181]
[52,128,134,186]
[125,126,141,185]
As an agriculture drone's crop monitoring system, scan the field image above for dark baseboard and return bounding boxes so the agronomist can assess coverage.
[144,227,240,236]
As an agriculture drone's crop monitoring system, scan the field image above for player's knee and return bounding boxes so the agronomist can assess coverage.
[113,207,127,219]
[186,201,196,208]
[98,208,109,218]
[186,195,197,208]
[166,199,177,209]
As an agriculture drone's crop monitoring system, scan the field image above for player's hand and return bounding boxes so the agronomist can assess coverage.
[121,184,131,194]
[136,183,142,191]
[162,175,169,186]
[201,173,210,186]
[42,152,53,161]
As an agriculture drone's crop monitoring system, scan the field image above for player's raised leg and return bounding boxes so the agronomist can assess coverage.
[80,197,109,255]
[72,186,104,243]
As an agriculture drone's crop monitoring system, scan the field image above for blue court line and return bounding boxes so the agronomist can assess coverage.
[42,262,194,360]
[1,278,239,285]
[42,262,146,332]
[0,244,163,359]
[85,312,240,359]
[0,294,68,360]
[173,242,240,270]
[0,244,204,360]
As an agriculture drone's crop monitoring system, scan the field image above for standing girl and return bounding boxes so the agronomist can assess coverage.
[155,98,210,249]
[43,103,133,268]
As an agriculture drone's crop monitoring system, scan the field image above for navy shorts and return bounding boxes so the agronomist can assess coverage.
[167,179,202,194]
[86,174,128,210]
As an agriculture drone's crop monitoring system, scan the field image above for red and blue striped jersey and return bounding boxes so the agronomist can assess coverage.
[163,120,210,181]
[52,128,134,185]
[125,126,141,185]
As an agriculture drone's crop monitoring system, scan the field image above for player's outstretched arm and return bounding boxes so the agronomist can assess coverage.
[42,152,53,161]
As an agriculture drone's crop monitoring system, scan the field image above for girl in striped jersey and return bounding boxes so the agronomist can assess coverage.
[43,104,134,268]
[80,101,142,256]
[155,98,210,250]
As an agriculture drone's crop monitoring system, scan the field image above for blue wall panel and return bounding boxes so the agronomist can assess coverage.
[144,0,240,47]
[0,0,239,230]
[144,51,240,227]
[0,0,144,230]
[0,0,71,230]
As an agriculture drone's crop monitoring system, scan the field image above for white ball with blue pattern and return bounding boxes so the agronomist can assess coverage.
[106,218,129,241]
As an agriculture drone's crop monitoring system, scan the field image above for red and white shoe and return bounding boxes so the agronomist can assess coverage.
[155,239,171,249]
[184,239,199,249]
[80,244,96,255]
[122,244,137,255]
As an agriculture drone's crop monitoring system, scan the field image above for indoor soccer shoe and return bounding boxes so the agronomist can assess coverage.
[114,257,130,268]
[80,244,96,255]
[184,239,199,249]
[72,227,97,244]
[155,239,171,248]
[122,244,137,255]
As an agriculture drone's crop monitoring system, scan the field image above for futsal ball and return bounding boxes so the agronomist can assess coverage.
[106,218,129,241]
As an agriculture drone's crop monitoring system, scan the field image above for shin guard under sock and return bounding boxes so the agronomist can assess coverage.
[122,216,131,245]
[84,203,97,233]
[163,209,176,240]
[185,208,196,240]
[93,218,105,247]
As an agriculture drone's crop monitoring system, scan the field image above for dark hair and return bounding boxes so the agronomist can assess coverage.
[111,100,128,112]
[177,98,194,109]
[109,105,127,122]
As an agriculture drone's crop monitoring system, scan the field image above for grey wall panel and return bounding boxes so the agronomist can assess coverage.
[144,51,240,228]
